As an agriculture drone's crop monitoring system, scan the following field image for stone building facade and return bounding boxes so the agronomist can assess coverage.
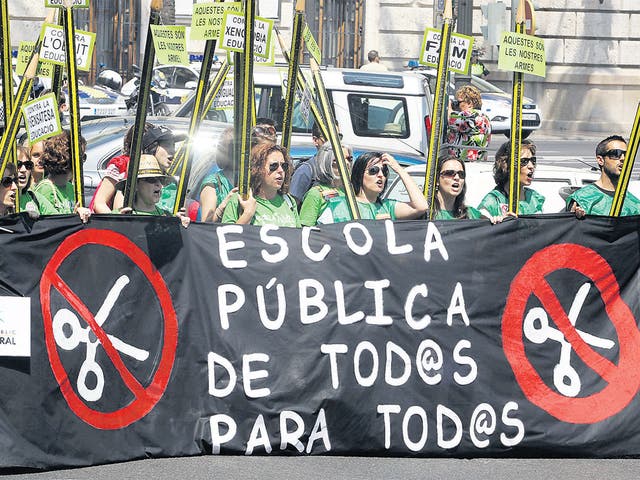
[8,1,640,134]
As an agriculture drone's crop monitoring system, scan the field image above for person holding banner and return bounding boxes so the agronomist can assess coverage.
[478,139,544,220]
[299,142,354,226]
[33,130,91,223]
[196,127,238,223]
[566,135,640,217]
[433,155,483,220]
[115,154,189,228]
[447,85,491,162]
[16,145,57,216]
[222,143,300,227]
[91,124,178,213]
[351,152,428,220]
[0,163,18,217]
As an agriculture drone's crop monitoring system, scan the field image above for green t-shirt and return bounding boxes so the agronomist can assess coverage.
[567,183,640,216]
[299,185,347,226]
[478,187,545,216]
[20,189,58,215]
[33,179,76,214]
[157,182,177,212]
[199,171,233,202]
[222,193,301,227]
[357,198,397,221]
[435,205,482,220]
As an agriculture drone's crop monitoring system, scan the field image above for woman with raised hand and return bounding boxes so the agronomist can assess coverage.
[350,151,427,220]
[299,142,354,226]
[222,143,300,227]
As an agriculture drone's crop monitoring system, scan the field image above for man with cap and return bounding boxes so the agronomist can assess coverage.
[90,123,179,213]
[360,50,388,71]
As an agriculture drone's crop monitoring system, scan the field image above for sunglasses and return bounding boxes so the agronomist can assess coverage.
[254,125,277,136]
[1,176,17,188]
[602,149,626,160]
[520,156,537,166]
[440,169,466,179]
[367,165,389,177]
[140,177,164,184]
[268,161,289,173]
[17,160,34,170]
[345,155,353,162]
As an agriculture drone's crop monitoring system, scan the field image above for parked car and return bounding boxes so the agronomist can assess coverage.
[383,161,600,214]
[122,64,201,112]
[411,67,542,139]
[173,65,435,159]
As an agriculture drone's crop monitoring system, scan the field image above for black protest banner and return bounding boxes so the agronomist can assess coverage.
[1,215,640,469]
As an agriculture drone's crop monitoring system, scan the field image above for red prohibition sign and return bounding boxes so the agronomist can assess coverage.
[502,243,640,424]
[41,229,178,430]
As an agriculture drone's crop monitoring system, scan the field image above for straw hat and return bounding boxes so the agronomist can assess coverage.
[117,154,172,189]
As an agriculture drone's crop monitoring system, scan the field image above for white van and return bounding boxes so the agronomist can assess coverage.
[173,65,434,161]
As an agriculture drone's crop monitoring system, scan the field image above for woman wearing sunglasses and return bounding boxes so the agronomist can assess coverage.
[15,146,57,216]
[478,139,545,221]
[222,143,300,227]
[433,156,482,220]
[299,142,354,226]
[350,152,428,220]
[0,163,18,216]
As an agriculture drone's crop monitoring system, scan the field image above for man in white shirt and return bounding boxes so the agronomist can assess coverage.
[360,50,389,71]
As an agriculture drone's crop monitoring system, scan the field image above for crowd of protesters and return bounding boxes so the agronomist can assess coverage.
[1,113,637,228]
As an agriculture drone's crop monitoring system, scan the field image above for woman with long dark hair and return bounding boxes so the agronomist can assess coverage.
[350,151,427,220]
[433,156,482,220]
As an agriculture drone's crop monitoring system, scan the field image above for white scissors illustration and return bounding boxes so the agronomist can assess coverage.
[52,275,149,402]
[523,282,615,397]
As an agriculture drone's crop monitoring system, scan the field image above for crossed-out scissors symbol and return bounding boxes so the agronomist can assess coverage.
[52,275,149,402]
[523,282,615,397]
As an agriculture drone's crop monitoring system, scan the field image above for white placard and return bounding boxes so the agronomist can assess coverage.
[0,297,31,357]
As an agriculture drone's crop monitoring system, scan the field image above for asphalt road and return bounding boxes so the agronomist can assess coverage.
[3,456,640,479]
[4,130,639,480]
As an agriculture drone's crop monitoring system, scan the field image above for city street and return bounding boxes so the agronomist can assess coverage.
[3,455,640,479]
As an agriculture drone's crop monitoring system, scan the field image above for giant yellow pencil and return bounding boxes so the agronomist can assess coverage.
[610,103,640,216]
[0,55,39,180]
[507,0,526,214]
[275,28,328,141]
[124,0,163,208]
[423,0,453,220]
[62,0,85,207]
[280,0,305,151]
[235,0,256,199]
[310,57,360,220]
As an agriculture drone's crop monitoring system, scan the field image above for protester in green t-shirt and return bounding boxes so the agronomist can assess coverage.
[350,151,428,221]
[33,130,91,223]
[567,134,640,217]
[478,139,545,222]
[223,143,300,227]
[299,142,354,226]
[116,154,190,227]
[15,145,57,217]
[433,156,484,220]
